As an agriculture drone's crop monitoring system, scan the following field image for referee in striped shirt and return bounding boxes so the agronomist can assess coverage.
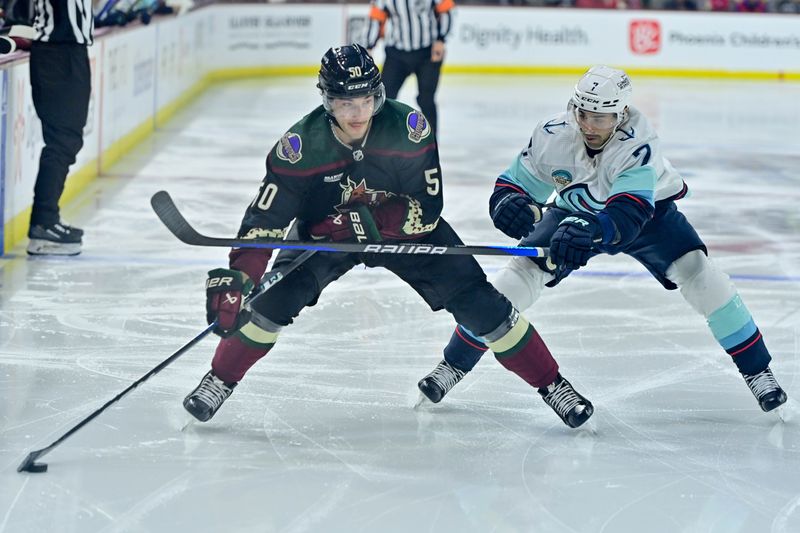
[364,0,455,135]
[26,0,93,255]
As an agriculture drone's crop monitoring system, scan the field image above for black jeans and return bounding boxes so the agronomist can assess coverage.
[381,46,442,134]
[29,42,91,227]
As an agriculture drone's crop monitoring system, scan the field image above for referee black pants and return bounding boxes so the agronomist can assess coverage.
[381,46,442,134]
[29,42,91,227]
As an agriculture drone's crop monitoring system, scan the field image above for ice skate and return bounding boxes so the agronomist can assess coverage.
[742,367,787,412]
[183,370,237,422]
[27,221,83,256]
[538,373,594,428]
[417,359,467,404]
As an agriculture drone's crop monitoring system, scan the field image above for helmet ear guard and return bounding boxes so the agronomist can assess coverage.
[318,44,386,116]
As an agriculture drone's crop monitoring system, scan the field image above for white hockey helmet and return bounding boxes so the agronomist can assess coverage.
[571,65,632,115]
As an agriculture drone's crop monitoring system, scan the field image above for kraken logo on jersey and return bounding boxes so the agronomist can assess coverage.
[337,176,390,209]
[559,184,604,214]
[407,111,431,143]
[551,169,574,187]
[543,120,567,134]
[276,132,303,164]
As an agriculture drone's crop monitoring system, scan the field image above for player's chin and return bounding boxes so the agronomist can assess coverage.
[347,123,368,136]
[583,134,603,147]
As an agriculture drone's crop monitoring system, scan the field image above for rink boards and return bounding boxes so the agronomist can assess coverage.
[1,3,799,254]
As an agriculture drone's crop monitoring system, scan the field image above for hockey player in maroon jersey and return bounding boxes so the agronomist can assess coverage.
[183,44,593,429]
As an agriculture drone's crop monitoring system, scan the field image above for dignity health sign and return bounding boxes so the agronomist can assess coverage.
[445,7,800,74]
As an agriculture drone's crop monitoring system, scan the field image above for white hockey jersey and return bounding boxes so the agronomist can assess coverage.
[500,106,686,215]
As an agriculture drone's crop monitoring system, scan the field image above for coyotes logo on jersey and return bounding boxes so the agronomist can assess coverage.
[336,176,392,211]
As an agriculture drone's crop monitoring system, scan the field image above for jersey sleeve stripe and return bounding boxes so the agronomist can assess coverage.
[369,143,437,159]
[268,157,350,178]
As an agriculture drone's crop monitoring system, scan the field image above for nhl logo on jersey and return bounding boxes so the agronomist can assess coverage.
[406,111,431,143]
[276,132,303,164]
[551,169,573,187]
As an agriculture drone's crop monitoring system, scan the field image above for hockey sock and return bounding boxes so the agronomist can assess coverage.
[211,319,280,383]
[486,313,558,388]
[667,251,772,375]
[443,325,488,372]
[707,294,771,375]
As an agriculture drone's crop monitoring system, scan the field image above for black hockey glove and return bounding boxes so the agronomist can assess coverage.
[490,191,542,240]
[206,268,254,337]
[549,213,602,271]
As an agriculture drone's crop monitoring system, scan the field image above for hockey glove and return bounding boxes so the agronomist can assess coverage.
[308,204,382,243]
[0,26,34,55]
[549,213,602,271]
[490,191,543,240]
[206,268,254,337]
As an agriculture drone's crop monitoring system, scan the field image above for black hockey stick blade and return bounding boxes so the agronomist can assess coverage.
[151,190,547,258]
[16,249,315,474]
[17,450,48,473]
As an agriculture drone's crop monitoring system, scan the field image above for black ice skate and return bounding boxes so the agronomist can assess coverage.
[27,222,83,256]
[183,370,237,422]
[418,359,467,403]
[538,374,594,428]
[742,367,787,412]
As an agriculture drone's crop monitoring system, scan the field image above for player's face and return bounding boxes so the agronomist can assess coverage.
[331,95,375,142]
[576,108,618,148]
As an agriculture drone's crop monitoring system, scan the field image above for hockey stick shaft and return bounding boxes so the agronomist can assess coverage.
[17,249,316,474]
[151,190,547,258]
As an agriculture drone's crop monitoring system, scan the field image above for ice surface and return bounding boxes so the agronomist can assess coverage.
[1,75,798,533]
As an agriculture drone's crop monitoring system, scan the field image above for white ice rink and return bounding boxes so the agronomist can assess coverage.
[1,74,799,533]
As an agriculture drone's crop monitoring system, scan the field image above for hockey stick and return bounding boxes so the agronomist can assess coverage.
[17,249,316,474]
[151,190,547,258]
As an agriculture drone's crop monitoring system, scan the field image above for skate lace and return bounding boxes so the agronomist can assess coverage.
[544,380,583,419]
[427,361,466,393]
[744,370,779,399]
[194,375,231,408]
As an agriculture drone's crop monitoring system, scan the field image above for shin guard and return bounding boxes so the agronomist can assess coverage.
[486,311,559,388]
[211,316,280,383]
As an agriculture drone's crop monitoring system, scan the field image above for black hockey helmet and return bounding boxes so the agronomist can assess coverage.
[318,44,385,116]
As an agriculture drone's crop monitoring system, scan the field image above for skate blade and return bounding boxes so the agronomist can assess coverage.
[772,398,794,423]
[578,417,599,435]
[27,239,82,256]
[413,392,431,410]
[180,416,196,432]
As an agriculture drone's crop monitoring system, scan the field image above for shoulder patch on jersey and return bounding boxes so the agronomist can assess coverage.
[543,119,567,135]
[406,111,431,143]
[616,127,635,141]
[551,169,573,187]
[276,132,303,164]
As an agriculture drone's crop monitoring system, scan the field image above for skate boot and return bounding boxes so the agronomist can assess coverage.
[418,359,467,403]
[27,221,83,256]
[538,373,594,428]
[742,367,787,412]
[183,370,237,422]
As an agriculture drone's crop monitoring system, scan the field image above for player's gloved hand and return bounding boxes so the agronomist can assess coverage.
[206,268,254,337]
[308,204,382,242]
[549,213,602,271]
[0,26,34,55]
[490,191,543,239]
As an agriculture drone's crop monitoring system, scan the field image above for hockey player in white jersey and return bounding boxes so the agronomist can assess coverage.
[418,65,787,418]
